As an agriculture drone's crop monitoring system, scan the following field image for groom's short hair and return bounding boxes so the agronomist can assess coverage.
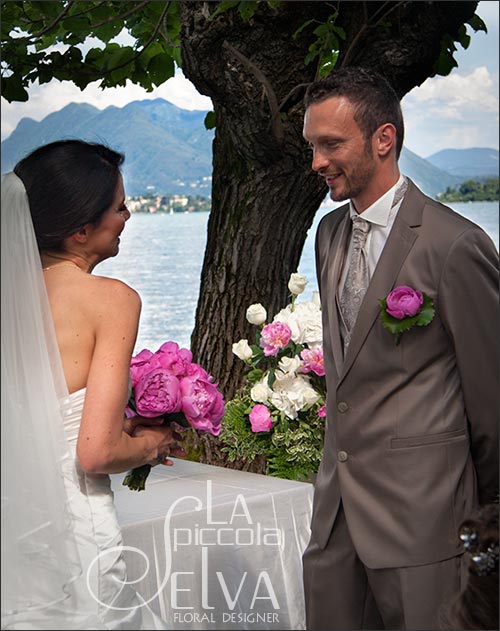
[304,67,405,159]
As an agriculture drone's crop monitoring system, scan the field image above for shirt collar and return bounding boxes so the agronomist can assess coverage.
[349,174,405,227]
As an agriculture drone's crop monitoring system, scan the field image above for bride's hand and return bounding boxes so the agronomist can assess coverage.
[133,423,187,466]
[123,414,163,436]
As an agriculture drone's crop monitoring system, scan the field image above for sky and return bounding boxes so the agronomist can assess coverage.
[1,1,498,159]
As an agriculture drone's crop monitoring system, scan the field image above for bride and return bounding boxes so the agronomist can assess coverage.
[1,140,185,629]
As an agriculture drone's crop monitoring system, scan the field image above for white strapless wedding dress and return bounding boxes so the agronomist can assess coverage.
[8,388,167,630]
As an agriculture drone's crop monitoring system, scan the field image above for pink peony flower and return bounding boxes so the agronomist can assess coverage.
[386,286,424,319]
[156,341,193,376]
[249,404,273,432]
[300,347,325,377]
[130,348,156,388]
[179,368,224,436]
[260,321,292,357]
[317,405,327,418]
[134,368,182,417]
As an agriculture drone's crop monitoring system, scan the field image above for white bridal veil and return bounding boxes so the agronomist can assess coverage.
[1,172,91,628]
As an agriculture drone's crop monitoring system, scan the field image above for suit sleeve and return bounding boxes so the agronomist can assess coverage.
[439,227,499,504]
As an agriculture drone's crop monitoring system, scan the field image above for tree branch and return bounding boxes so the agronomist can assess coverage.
[340,1,407,68]
[223,41,284,146]
[278,82,311,114]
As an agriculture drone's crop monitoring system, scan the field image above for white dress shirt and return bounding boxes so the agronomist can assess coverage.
[339,174,406,294]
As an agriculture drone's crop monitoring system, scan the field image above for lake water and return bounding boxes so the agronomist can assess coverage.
[97,201,499,354]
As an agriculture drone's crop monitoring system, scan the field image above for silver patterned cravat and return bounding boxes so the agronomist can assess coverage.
[339,177,408,352]
[339,216,371,350]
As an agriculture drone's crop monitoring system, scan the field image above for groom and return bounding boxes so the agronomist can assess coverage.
[301,67,499,630]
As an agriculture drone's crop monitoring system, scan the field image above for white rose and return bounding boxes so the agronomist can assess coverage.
[288,273,308,296]
[232,339,253,361]
[278,355,301,375]
[250,379,272,403]
[246,303,267,325]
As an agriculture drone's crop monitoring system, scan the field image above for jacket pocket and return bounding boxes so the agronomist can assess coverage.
[390,428,467,449]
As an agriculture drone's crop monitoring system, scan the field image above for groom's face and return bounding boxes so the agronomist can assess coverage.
[303,95,377,207]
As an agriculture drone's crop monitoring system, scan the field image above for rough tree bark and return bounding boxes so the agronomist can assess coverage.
[179,1,477,466]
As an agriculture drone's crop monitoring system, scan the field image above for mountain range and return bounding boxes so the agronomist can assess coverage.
[425,147,499,179]
[1,98,498,198]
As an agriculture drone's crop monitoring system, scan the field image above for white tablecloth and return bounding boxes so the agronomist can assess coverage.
[111,459,314,630]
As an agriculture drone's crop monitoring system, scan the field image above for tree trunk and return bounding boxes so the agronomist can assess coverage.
[181,1,331,400]
[179,0,478,466]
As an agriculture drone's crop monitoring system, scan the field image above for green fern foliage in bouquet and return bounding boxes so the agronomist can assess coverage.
[219,274,327,482]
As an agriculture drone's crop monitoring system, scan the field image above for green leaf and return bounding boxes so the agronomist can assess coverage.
[1,76,29,103]
[36,1,63,19]
[293,18,316,39]
[62,16,91,31]
[247,368,264,383]
[210,1,240,19]
[332,25,346,40]
[250,343,263,357]
[148,52,175,86]
[267,369,276,389]
[238,1,258,21]
[313,24,329,37]
[456,24,471,50]
[432,48,458,77]
[204,110,216,130]
[304,50,319,66]
[415,295,435,327]
[94,21,124,44]
[467,14,487,33]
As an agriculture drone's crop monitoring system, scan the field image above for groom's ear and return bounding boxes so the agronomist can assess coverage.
[374,123,397,157]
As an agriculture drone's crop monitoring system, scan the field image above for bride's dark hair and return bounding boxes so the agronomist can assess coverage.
[14,139,125,250]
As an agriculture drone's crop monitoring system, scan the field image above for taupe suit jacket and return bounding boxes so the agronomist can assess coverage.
[312,178,498,569]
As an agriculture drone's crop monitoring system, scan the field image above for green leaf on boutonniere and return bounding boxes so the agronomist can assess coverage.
[415,294,435,327]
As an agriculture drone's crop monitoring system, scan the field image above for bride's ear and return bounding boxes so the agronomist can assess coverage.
[70,224,92,244]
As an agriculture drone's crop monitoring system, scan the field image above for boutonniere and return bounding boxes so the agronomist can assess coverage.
[378,285,435,345]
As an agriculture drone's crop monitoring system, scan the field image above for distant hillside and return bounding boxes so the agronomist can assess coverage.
[1,99,214,196]
[399,147,462,198]
[426,147,499,179]
[1,98,467,198]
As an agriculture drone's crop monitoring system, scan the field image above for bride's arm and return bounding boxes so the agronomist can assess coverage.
[76,278,176,474]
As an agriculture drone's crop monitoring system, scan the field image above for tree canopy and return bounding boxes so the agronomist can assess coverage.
[1,1,485,103]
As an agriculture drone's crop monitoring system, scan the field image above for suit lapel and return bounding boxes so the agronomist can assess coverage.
[326,209,350,378]
[339,180,424,383]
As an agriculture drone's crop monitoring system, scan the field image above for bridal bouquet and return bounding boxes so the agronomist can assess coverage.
[220,273,327,481]
[123,341,224,490]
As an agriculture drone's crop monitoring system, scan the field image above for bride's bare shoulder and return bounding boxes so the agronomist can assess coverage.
[81,274,141,318]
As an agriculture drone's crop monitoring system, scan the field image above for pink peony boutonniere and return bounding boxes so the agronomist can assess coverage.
[378,285,435,345]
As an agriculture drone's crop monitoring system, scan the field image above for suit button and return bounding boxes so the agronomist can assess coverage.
[338,451,348,462]
[337,401,349,413]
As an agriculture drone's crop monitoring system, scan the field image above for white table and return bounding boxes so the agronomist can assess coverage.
[111,459,314,630]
